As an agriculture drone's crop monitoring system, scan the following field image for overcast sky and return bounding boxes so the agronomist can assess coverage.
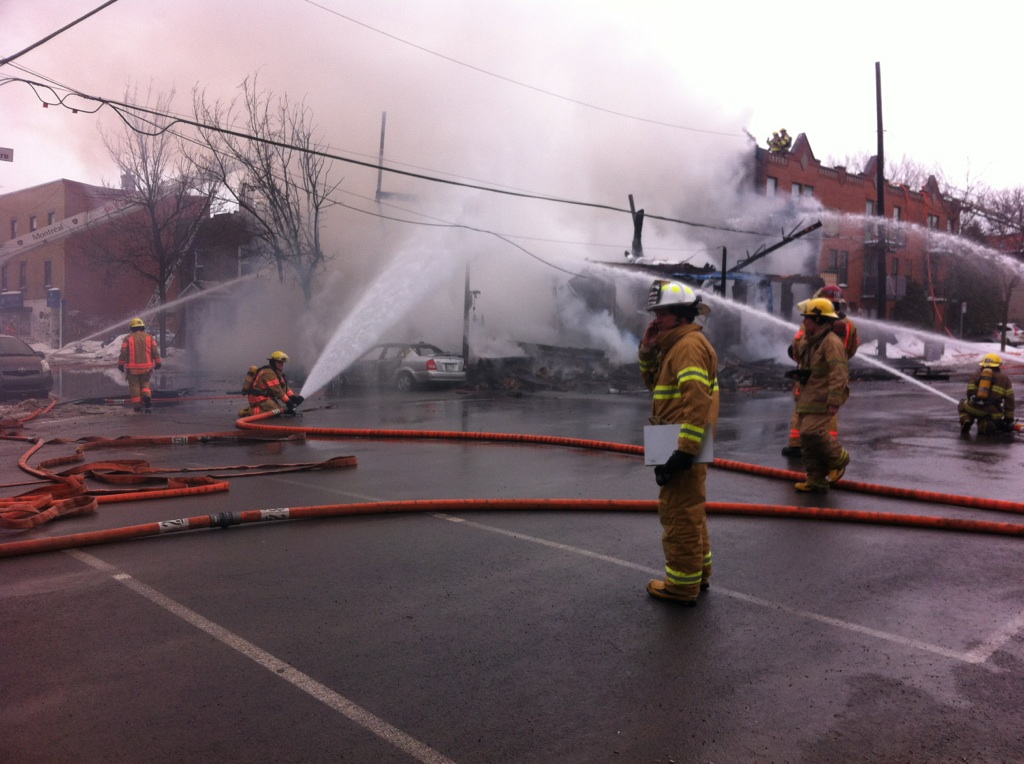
[4,0,1023,366]
[3,0,1023,260]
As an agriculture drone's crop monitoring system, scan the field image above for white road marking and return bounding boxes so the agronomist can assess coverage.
[65,549,456,764]
[432,513,1007,666]
[108,470,1021,668]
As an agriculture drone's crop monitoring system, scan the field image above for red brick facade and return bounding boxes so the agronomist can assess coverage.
[754,134,962,330]
[0,179,239,345]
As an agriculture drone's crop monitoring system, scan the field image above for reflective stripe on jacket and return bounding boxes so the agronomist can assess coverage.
[639,323,720,454]
[119,332,161,373]
[966,369,1015,419]
[248,366,294,405]
[794,330,848,414]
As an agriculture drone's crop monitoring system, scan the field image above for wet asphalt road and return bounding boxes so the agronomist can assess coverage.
[2,375,1024,763]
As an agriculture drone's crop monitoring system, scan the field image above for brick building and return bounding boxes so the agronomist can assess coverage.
[0,179,164,344]
[0,179,246,347]
[753,134,963,331]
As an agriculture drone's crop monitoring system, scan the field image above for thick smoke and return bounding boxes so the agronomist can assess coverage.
[1,1,833,375]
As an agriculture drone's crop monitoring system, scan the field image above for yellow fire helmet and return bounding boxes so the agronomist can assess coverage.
[797,297,839,319]
[269,351,289,363]
[129,317,145,329]
[980,353,1002,368]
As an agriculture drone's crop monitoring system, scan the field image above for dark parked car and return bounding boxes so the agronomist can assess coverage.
[335,342,466,392]
[0,335,53,397]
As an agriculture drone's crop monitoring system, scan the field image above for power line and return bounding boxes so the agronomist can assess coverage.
[3,75,771,237]
[0,0,122,67]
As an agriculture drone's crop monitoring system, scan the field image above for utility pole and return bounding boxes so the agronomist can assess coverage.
[874,61,888,357]
[375,112,387,204]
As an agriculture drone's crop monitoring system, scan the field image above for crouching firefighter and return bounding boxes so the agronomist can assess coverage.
[238,351,304,417]
[118,317,161,413]
[958,353,1016,435]
[639,279,719,607]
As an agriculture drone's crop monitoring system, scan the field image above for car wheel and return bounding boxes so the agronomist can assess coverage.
[396,372,416,392]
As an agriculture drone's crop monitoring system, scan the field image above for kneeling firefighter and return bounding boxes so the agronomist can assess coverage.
[238,351,304,417]
[958,353,1016,435]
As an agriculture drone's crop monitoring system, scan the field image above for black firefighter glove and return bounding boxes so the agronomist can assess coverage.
[654,450,695,486]
[289,394,305,407]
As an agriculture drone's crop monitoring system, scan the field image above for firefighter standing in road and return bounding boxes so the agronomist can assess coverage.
[782,285,859,457]
[792,298,851,492]
[639,280,719,606]
[239,350,303,417]
[118,317,161,413]
[958,353,1015,435]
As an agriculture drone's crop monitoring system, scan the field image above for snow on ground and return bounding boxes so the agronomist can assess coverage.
[31,326,1024,372]
[45,335,180,366]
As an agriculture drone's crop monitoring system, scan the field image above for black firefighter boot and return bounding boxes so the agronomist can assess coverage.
[143,394,152,413]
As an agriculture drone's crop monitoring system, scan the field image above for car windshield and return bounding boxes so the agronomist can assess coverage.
[412,345,444,356]
[0,336,36,356]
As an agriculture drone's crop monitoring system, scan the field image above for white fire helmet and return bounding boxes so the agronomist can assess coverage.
[643,279,711,315]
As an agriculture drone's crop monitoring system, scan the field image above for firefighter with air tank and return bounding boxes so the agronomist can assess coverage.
[238,351,304,417]
[958,353,1016,435]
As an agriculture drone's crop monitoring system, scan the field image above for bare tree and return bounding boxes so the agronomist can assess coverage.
[188,76,340,303]
[89,84,218,352]
[963,186,1024,347]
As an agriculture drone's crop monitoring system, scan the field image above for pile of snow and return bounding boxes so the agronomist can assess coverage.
[46,335,179,365]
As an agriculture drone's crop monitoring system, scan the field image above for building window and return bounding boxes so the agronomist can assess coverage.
[29,215,37,232]
[1,266,7,291]
[864,200,879,243]
[828,249,849,285]
[927,214,939,229]
[44,261,52,288]
[18,262,27,289]
[766,177,777,196]
[9,219,16,239]
[862,251,878,297]
[48,211,56,226]
[791,183,814,197]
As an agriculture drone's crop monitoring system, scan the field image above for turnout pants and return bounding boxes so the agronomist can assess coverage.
[788,406,839,447]
[958,398,1005,435]
[126,371,153,408]
[657,463,712,598]
[797,411,842,484]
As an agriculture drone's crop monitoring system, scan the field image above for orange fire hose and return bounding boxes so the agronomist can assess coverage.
[238,413,1024,516]
[3,497,1024,559]
[0,407,1021,555]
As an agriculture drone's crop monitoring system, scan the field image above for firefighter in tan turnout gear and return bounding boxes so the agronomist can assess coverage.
[638,280,719,606]
[958,353,1015,435]
[238,351,304,417]
[782,284,859,457]
[118,317,161,413]
[792,298,851,492]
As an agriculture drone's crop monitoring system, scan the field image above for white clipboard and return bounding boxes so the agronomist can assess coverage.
[644,424,714,466]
